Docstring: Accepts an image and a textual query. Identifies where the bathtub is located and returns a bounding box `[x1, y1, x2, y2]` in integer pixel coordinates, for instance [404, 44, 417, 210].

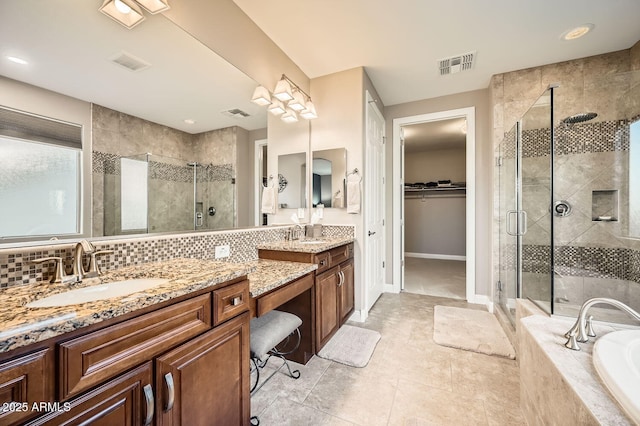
[593, 329, 640, 424]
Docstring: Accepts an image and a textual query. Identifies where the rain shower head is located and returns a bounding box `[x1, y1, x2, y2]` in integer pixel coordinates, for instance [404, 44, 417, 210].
[561, 112, 597, 124]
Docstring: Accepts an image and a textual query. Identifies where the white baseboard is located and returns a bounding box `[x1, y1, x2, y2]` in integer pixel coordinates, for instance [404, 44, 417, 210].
[348, 310, 366, 323]
[383, 283, 399, 293]
[405, 252, 466, 261]
[468, 294, 494, 312]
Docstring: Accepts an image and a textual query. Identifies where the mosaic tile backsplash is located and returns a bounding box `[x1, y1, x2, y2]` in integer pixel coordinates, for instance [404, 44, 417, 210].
[0, 225, 355, 288]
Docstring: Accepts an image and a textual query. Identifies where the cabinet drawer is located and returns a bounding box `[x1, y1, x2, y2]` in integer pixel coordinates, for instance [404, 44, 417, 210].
[314, 252, 331, 274]
[256, 273, 314, 317]
[329, 244, 351, 266]
[59, 293, 211, 400]
[0, 349, 52, 426]
[213, 280, 249, 325]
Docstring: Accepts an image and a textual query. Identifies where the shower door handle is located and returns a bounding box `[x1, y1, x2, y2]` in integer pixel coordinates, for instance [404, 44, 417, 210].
[506, 210, 518, 236]
[518, 211, 528, 236]
[506, 210, 527, 236]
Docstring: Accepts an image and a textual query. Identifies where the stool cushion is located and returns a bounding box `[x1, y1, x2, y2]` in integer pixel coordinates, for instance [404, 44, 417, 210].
[250, 310, 302, 360]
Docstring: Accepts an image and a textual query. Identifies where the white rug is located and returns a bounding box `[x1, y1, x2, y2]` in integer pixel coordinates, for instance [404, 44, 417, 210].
[317, 325, 381, 367]
[433, 306, 516, 359]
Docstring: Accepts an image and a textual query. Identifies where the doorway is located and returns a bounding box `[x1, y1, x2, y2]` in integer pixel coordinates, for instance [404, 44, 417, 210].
[254, 139, 268, 226]
[392, 108, 476, 301]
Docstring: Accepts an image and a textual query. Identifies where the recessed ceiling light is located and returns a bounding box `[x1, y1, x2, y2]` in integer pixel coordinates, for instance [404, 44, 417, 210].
[7, 56, 28, 65]
[184, 119, 196, 124]
[561, 24, 594, 41]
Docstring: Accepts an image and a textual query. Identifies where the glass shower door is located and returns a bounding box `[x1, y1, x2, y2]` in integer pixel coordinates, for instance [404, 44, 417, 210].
[497, 126, 519, 322]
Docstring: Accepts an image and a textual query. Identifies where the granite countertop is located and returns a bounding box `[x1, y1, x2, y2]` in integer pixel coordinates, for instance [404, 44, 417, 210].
[521, 315, 632, 425]
[256, 236, 354, 253]
[0, 258, 254, 354]
[247, 259, 318, 298]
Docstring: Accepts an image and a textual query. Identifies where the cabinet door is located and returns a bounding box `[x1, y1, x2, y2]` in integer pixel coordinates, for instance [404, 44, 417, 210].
[0, 349, 52, 426]
[339, 259, 355, 325]
[28, 362, 153, 426]
[315, 266, 339, 350]
[156, 312, 250, 426]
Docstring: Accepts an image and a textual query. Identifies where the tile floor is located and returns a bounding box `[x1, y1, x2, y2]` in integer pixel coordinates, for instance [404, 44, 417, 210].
[250, 292, 525, 425]
[403, 258, 466, 300]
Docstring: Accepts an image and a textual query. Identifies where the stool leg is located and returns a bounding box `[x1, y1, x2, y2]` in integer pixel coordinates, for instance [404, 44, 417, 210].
[250, 357, 260, 394]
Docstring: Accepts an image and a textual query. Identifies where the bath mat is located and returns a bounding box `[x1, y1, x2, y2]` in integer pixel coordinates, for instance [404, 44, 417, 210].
[317, 325, 381, 367]
[433, 306, 515, 359]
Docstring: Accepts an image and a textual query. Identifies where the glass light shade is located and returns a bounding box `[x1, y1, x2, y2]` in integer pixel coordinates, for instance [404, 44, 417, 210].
[288, 91, 306, 111]
[273, 79, 294, 102]
[268, 99, 286, 115]
[135, 0, 170, 14]
[300, 101, 318, 119]
[251, 86, 272, 106]
[99, 0, 145, 29]
[281, 108, 298, 123]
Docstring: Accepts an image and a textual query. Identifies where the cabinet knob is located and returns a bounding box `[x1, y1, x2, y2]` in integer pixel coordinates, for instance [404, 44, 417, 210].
[143, 384, 154, 426]
[164, 372, 175, 412]
[319, 259, 327, 266]
[232, 296, 242, 306]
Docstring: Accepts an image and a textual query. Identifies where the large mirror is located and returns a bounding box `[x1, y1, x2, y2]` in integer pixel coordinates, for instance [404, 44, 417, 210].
[277, 152, 306, 209]
[312, 148, 347, 208]
[0, 0, 268, 245]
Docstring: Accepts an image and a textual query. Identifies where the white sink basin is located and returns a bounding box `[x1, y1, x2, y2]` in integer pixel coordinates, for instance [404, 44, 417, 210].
[26, 278, 170, 308]
[593, 329, 640, 423]
[298, 240, 325, 244]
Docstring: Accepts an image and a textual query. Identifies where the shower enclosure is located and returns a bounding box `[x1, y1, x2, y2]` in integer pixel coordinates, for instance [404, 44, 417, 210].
[103, 153, 235, 235]
[496, 69, 640, 325]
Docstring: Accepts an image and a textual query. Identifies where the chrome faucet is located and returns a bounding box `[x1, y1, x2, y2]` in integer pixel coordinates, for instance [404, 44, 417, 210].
[564, 297, 640, 350]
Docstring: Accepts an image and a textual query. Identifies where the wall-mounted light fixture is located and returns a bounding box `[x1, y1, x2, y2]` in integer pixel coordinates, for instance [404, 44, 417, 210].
[251, 74, 318, 122]
[99, 0, 169, 29]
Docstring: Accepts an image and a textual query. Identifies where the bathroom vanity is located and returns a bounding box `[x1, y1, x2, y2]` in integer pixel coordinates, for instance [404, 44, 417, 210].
[257, 239, 355, 351]
[0, 259, 253, 426]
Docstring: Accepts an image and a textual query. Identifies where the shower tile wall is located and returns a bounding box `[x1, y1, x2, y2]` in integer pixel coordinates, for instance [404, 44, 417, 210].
[491, 41, 640, 314]
[91, 104, 239, 236]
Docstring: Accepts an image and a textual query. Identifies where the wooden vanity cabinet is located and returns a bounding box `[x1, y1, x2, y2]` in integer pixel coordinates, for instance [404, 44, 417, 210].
[0, 277, 251, 426]
[258, 243, 355, 352]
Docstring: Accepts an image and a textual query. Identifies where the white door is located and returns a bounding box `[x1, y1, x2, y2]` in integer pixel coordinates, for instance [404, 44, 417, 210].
[365, 91, 385, 311]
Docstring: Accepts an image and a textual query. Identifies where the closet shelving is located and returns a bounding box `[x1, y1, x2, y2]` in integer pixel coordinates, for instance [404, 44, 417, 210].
[404, 184, 466, 198]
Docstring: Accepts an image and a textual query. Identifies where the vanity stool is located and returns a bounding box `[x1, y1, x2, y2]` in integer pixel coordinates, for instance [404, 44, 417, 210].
[250, 310, 302, 395]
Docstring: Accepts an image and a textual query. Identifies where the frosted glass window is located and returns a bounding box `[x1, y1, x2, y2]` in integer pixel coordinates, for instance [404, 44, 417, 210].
[0, 136, 80, 238]
[121, 158, 148, 231]
[630, 119, 640, 237]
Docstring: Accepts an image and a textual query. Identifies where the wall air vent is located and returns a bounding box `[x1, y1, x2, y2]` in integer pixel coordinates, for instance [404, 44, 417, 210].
[221, 109, 250, 118]
[438, 51, 476, 75]
[109, 51, 151, 72]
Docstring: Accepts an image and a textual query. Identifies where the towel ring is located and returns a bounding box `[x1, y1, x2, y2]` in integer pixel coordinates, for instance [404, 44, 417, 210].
[347, 168, 359, 177]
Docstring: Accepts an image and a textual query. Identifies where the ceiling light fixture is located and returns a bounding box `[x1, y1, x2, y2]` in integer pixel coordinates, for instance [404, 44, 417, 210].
[251, 74, 318, 122]
[7, 56, 28, 65]
[561, 24, 594, 41]
[100, 0, 145, 29]
[184, 119, 196, 124]
[135, 0, 170, 14]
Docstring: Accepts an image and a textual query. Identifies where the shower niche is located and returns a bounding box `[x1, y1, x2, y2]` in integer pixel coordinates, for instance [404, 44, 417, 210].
[592, 190, 619, 222]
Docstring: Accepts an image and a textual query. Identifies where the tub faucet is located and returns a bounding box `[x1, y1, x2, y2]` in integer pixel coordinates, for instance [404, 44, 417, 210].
[564, 298, 640, 351]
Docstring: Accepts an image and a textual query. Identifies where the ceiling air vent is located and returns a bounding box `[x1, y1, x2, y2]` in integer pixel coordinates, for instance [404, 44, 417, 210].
[109, 51, 151, 72]
[438, 51, 476, 75]
[222, 109, 250, 118]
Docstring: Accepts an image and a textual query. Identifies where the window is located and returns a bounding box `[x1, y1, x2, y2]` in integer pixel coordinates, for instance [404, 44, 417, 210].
[630, 119, 640, 237]
[120, 157, 148, 232]
[0, 106, 82, 239]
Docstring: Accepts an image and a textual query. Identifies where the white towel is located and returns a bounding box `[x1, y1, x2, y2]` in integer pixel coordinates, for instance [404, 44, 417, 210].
[261, 185, 276, 215]
[346, 180, 360, 214]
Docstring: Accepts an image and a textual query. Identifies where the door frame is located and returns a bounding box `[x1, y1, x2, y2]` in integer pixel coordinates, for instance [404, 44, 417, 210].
[392, 107, 477, 302]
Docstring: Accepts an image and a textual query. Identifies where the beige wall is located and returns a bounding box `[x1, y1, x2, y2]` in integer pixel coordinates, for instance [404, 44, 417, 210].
[404, 148, 466, 183]
[384, 89, 492, 297]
